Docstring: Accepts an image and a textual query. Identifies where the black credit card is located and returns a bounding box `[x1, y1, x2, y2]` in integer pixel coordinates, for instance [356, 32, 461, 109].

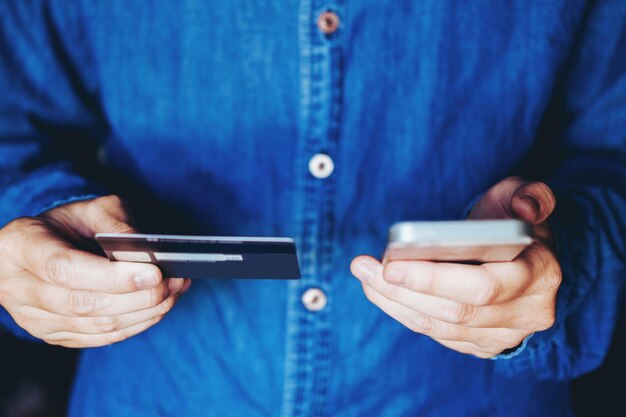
[95, 233, 301, 279]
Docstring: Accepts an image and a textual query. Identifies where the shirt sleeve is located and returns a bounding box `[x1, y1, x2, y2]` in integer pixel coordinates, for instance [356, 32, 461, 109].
[0, 2, 106, 337]
[493, 0, 626, 380]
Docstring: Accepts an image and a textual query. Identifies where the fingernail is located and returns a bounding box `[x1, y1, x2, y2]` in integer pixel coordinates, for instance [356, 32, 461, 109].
[181, 279, 192, 294]
[134, 270, 160, 289]
[354, 261, 374, 282]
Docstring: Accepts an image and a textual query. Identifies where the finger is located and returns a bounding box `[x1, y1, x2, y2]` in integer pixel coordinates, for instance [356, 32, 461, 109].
[43, 195, 139, 239]
[167, 277, 186, 294]
[371, 277, 546, 330]
[515, 241, 562, 298]
[83, 195, 138, 235]
[359, 280, 480, 346]
[17, 234, 162, 293]
[510, 181, 556, 225]
[352, 256, 531, 305]
[181, 278, 192, 293]
[15, 270, 171, 316]
[432, 338, 497, 359]
[360, 281, 525, 351]
[356, 254, 548, 330]
[354, 258, 509, 326]
[44, 314, 167, 348]
[353, 256, 550, 329]
[468, 176, 529, 220]
[3, 204, 158, 294]
[468, 177, 556, 225]
[32, 291, 182, 336]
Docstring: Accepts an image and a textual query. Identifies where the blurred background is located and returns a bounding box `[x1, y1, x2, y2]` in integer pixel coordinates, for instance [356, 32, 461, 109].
[1, 309, 624, 417]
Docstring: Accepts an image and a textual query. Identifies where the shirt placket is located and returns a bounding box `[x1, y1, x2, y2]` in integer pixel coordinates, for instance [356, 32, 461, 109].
[281, 1, 344, 416]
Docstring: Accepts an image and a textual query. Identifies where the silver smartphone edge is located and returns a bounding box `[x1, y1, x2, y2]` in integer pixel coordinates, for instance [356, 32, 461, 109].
[388, 219, 532, 246]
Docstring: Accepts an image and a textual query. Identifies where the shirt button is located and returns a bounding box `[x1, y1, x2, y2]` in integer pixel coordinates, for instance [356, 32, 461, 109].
[317, 11, 340, 34]
[302, 288, 328, 312]
[308, 153, 334, 179]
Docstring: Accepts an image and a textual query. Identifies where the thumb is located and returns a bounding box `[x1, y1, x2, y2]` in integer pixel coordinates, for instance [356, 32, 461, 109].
[43, 195, 139, 239]
[82, 195, 139, 236]
[469, 177, 556, 225]
[80, 196, 188, 293]
[510, 181, 556, 225]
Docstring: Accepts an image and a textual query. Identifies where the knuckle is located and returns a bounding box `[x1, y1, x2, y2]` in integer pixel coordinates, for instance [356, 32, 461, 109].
[145, 285, 166, 308]
[45, 251, 73, 286]
[89, 196, 134, 234]
[68, 290, 98, 315]
[544, 270, 562, 293]
[145, 290, 158, 308]
[443, 299, 474, 324]
[537, 309, 556, 331]
[109, 320, 153, 345]
[474, 277, 500, 306]
[0, 217, 38, 258]
[87, 198, 109, 218]
[421, 263, 438, 293]
[382, 263, 404, 284]
[101, 271, 121, 293]
[0, 225, 16, 258]
[4, 216, 39, 234]
[92, 315, 118, 333]
[159, 283, 170, 302]
[109, 222, 135, 235]
[523, 251, 562, 297]
[518, 300, 556, 331]
[381, 283, 400, 300]
[94, 194, 124, 210]
[157, 296, 175, 315]
[471, 336, 493, 352]
[12, 313, 34, 334]
[410, 313, 432, 335]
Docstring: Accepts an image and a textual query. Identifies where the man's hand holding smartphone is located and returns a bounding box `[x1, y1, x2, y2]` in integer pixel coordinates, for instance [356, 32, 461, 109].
[350, 177, 561, 358]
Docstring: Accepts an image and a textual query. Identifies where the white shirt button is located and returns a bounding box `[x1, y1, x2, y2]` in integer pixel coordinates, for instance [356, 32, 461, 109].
[308, 153, 334, 179]
[301, 288, 327, 312]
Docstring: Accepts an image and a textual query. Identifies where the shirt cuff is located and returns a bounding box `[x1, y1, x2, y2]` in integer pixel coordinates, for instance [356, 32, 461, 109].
[491, 333, 534, 360]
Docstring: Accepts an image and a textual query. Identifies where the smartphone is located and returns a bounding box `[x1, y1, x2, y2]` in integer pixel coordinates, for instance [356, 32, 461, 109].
[384, 220, 532, 263]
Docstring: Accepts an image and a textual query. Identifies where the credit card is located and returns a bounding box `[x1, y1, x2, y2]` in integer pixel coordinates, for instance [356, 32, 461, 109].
[95, 233, 301, 279]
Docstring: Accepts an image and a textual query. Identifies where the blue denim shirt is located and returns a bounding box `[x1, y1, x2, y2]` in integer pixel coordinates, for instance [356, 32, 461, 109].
[1, 1, 625, 416]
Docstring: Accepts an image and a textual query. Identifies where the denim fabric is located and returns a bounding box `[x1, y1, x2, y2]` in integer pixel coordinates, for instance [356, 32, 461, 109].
[1, 1, 625, 416]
